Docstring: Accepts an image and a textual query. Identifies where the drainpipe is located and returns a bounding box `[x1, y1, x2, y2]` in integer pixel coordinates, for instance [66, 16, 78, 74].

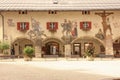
[0, 12, 4, 42]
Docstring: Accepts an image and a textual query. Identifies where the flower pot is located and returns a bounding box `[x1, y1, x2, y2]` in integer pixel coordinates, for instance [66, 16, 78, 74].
[23, 46, 34, 61]
[86, 56, 94, 61]
[24, 57, 32, 61]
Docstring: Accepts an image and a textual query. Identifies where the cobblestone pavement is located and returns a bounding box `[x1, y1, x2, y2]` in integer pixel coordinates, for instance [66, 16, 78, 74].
[0, 58, 120, 80]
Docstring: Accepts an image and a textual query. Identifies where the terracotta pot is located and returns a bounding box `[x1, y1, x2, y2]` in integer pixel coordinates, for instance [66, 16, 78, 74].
[86, 56, 94, 61]
[24, 57, 32, 61]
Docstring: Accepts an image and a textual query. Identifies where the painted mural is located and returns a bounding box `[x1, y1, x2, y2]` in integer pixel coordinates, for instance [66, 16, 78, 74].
[113, 22, 120, 28]
[95, 29, 104, 40]
[27, 18, 47, 46]
[7, 19, 15, 26]
[93, 23, 99, 28]
[95, 11, 113, 38]
[112, 16, 120, 28]
[71, 21, 78, 37]
[61, 19, 78, 44]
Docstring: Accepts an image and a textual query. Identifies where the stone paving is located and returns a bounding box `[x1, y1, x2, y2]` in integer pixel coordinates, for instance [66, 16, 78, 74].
[0, 58, 120, 80]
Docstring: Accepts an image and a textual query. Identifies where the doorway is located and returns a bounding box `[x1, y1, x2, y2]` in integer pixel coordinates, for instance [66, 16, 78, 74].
[73, 43, 81, 57]
[72, 37, 105, 57]
[84, 42, 93, 51]
[12, 38, 34, 56]
[45, 42, 59, 55]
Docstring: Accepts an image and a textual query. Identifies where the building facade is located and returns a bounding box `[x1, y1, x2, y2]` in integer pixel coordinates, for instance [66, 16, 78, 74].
[0, 0, 120, 57]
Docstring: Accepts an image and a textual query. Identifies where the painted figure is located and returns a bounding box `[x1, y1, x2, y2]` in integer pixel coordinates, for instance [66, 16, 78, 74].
[61, 19, 72, 36]
[31, 18, 42, 35]
[71, 22, 78, 37]
[95, 11, 113, 37]
[27, 18, 47, 46]
[106, 18, 112, 35]
[95, 29, 104, 40]
[61, 19, 78, 44]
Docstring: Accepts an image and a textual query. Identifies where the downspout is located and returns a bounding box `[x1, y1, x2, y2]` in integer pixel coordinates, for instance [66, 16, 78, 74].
[0, 12, 4, 42]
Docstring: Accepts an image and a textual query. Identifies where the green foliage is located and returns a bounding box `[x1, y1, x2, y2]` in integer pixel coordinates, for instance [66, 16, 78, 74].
[85, 49, 92, 57]
[4, 51, 9, 55]
[85, 45, 95, 57]
[0, 42, 9, 50]
[23, 46, 34, 58]
[0, 42, 9, 54]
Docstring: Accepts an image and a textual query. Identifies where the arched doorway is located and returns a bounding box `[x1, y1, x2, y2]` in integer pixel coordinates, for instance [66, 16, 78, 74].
[42, 37, 64, 57]
[12, 38, 34, 56]
[71, 36, 105, 57]
[45, 41, 59, 55]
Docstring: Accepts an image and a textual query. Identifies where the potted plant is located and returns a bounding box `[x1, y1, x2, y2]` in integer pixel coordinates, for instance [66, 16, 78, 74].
[23, 46, 34, 61]
[85, 45, 95, 61]
[0, 42, 10, 55]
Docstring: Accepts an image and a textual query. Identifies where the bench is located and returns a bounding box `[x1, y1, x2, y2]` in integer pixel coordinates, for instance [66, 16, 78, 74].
[0, 55, 16, 60]
[99, 54, 114, 60]
[105, 55, 114, 59]
[71, 55, 79, 60]
[114, 54, 120, 58]
[0, 55, 23, 60]
[99, 54, 106, 58]
[43, 55, 58, 61]
[66, 55, 80, 60]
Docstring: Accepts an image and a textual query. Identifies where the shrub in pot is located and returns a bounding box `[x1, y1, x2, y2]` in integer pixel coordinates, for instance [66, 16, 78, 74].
[23, 46, 34, 61]
[0, 42, 9, 55]
[85, 45, 95, 61]
[85, 50, 94, 61]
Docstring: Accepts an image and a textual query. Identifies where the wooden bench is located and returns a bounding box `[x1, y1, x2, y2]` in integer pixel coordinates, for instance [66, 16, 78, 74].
[105, 55, 114, 59]
[0, 55, 16, 60]
[43, 55, 58, 61]
[66, 55, 80, 60]
[114, 54, 120, 58]
[0, 55, 23, 60]
[99, 54, 114, 60]
[99, 54, 106, 58]
[71, 55, 79, 60]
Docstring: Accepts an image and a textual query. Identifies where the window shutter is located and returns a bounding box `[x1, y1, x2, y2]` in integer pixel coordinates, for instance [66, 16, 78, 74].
[88, 22, 91, 29]
[55, 22, 58, 30]
[80, 22, 83, 29]
[47, 22, 50, 29]
[26, 22, 29, 30]
[17, 22, 20, 30]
